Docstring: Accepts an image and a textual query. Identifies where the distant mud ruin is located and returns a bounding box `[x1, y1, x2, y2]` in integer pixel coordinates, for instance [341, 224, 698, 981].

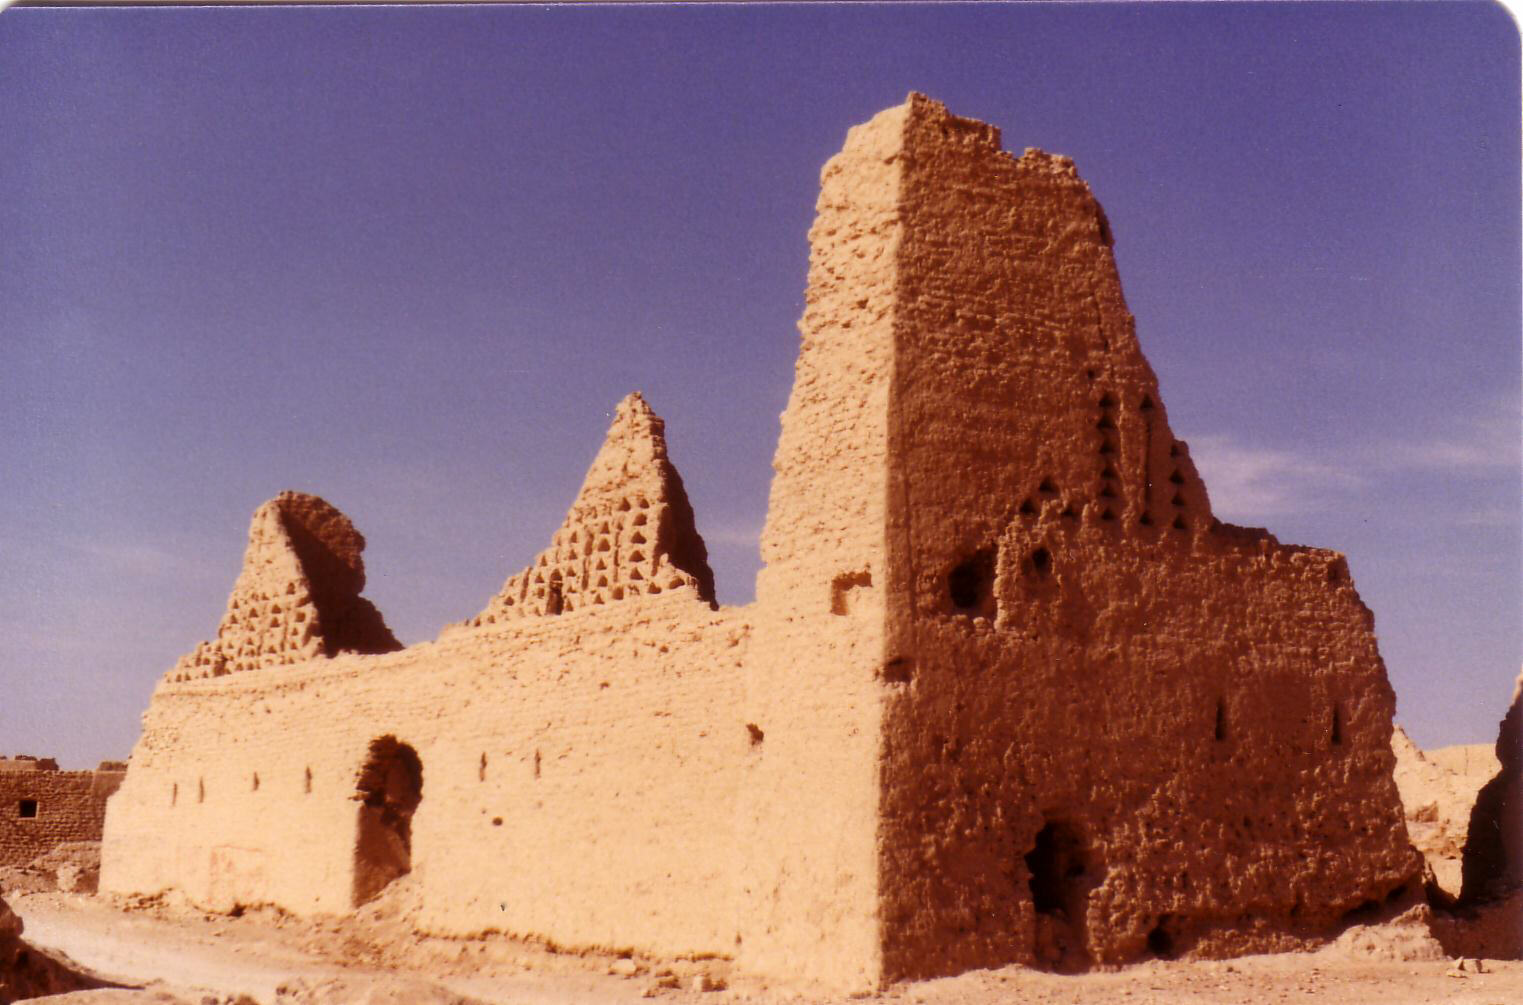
[102, 95, 1425, 991]
[1, 756, 123, 872]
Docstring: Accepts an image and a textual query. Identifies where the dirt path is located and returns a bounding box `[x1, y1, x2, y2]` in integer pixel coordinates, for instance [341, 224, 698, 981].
[12, 890, 1523, 1005]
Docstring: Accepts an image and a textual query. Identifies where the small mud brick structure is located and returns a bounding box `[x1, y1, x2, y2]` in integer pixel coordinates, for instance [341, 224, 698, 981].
[1, 757, 125, 869]
[101, 95, 1421, 990]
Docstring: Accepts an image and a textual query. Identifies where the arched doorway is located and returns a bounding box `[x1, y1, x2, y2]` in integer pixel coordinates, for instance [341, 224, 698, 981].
[351, 735, 423, 907]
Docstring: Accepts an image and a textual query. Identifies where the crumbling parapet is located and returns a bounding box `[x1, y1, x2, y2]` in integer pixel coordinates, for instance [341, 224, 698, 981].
[168, 491, 401, 682]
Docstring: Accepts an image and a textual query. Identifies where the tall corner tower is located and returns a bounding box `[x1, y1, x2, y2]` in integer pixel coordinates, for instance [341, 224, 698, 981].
[742, 94, 1417, 989]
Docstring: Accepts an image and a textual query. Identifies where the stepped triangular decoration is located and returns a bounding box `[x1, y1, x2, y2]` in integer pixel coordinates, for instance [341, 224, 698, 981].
[471, 392, 715, 625]
[169, 491, 401, 681]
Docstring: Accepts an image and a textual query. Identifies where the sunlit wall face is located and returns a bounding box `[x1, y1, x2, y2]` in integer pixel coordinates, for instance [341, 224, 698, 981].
[1, 2, 1517, 766]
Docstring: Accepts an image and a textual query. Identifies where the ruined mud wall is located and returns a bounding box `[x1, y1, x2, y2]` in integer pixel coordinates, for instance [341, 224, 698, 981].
[733, 101, 909, 990]
[104, 592, 748, 955]
[853, 95, 1416, 979]
[104, 399, 750, 961]
[0, 760, 123, 869]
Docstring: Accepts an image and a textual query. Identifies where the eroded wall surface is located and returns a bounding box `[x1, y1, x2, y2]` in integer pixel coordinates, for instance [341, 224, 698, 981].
[103, 94, 1425, 994]
[104, 396, 750, 960]
[846, 95, 1417, 980]
[734, 102, 908, 989]
[1, 760, 124, 869]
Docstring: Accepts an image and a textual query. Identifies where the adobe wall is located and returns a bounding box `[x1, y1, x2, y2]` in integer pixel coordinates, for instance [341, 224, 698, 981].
[104, 396, 751, 960]
[0, 759, 124, 869]
[863, 96, 1418, 979]
[101, 94, 1428, 995]
[104, 592, 748, 955]
[733, 100, 906, 989]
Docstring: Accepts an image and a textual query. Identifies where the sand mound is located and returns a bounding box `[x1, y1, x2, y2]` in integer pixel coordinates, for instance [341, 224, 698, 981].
[274, 975, 491, 1005]
[1319, 903, 1447, 963]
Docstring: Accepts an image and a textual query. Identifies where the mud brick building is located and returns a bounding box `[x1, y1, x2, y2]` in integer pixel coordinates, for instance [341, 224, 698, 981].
[102, 96, 1420, 990]
[1, 757, 125, 869]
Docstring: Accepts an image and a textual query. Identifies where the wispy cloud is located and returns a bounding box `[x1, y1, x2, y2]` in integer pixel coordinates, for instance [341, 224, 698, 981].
[702, 522, 765, 548]
[54, 535, 231, 584]
[1384, 396, 1520, 474]
[1187, 395, 1519, 524]
[1186, 436, 1362, 520]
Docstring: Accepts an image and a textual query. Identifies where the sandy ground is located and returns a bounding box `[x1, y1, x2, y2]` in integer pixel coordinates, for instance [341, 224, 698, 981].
[7, 885, 1520, 1005]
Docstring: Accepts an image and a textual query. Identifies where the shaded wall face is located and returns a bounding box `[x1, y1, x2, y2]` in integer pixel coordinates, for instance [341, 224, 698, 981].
[0, 770, 122, 868]
[103, 592, 749, 961]
[873, 100, 1418, 979]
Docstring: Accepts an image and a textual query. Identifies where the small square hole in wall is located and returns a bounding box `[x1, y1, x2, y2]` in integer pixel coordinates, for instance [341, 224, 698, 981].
[18, 799, 38, 818]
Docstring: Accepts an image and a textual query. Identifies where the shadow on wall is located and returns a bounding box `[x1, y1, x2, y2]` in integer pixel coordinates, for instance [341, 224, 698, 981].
[351, 736, 423, 908]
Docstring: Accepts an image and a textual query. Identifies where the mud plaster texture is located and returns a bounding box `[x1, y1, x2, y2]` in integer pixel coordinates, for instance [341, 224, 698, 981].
[0, 758, 124, 871]
[102, 95, 1421, 993]
[1390, 728, 1497, 900]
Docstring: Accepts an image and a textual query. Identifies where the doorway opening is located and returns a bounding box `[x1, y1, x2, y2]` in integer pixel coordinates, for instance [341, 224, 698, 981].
[351, 735, 423, 906]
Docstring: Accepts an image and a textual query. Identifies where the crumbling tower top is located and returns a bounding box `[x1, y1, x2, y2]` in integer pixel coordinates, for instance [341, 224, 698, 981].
[470, 391, 714, 625]
[168, 491, 401, 681]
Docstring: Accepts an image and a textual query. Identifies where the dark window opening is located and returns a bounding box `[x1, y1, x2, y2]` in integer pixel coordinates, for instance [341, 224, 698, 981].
[1096, 416, 1116, 430]
[1331, 705, 1344, 747]
[1214, 699, 1228, 742]
[1169, 470, 1185, 485]
[18, 799, 37, 819]
[1099, 485, 1117, 498]
[1018, 498, 1036, 515]
[1140, 395, 1155, 412]
[1100, 465, 1118, 480]
[1028, 547, 1052, 578]
[1098, 393, 1117, 408]
[1100, 508, 1116, 522]
[545, 574, 563, 616]
[947, 549, 996, 614]
[1060, 505, 1077, 521]
[1038, 478, 1058, 494]
[1172, 516, 1188, 531]
[1139, 513, 1154, 526]
[1098, 441, 1116, 455]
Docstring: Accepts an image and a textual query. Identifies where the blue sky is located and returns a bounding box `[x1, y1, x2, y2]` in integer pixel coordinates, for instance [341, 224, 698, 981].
[1, 2, 1517, 767]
